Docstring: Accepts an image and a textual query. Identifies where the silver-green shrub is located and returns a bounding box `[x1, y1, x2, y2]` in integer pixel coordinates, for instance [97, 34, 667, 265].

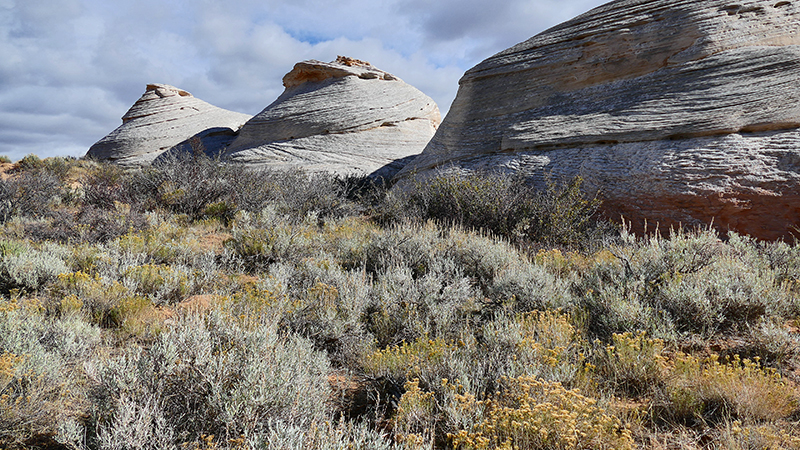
[0, 241, 69, 294]
[0, 298, 100, 447]
[89, 310, 331, 449]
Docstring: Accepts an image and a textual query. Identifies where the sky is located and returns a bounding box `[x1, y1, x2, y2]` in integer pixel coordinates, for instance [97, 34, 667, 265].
[0, 0, 609, 161]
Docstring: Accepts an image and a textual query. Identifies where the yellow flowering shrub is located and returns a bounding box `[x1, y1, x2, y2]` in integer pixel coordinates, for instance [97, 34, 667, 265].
[363, 336, 456, 378]
[394, 379, 437, 449]
[534, 249, 619, 278]
[116, 220, 191, 263]
[213, 281, 287, 328]
[594, 332, 667, 397]
[667, 353, 798, 424]
[0, 351, 25, 391]
[449, 376, 633, 450]
[515, 311, 578, 367]
[717, 420, 800, 449]
[122, 263, 190, 301]
[56, 271, 155, 329]
[482, 310, 589, 388]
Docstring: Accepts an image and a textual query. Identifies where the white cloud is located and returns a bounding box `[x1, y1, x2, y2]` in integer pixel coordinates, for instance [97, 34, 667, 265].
[0, 0, 608, 161]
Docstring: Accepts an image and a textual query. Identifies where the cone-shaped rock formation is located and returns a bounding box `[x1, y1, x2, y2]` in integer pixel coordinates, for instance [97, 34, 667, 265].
[222, 56, 440, 177]
[87, 84, 251, 167]
[397, 0, 800, 240]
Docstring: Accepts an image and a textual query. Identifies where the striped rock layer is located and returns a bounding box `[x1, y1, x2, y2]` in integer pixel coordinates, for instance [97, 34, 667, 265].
[222, 57, 441, 178]
[87, 84, 251, 167]
[397, 0, 800, 240]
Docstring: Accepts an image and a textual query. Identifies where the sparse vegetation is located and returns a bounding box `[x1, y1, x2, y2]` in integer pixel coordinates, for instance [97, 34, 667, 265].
[1, 153, 800, 449]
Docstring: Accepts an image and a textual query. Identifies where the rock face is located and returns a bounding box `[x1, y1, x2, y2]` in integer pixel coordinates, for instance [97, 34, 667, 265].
[222, 56, 441, 178]
[87, 84, 252, 167]
[397, 0, 800, 240]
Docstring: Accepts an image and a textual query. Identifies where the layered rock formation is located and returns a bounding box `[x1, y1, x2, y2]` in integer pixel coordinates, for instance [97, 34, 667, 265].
[87, 84, 251, 167]
[397, 0, 800, 240]
[222, 56, 441, 177]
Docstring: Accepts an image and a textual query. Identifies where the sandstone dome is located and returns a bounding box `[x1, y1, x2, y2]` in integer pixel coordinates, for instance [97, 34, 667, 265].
[396, 0, 800, 240]
[221, 56, 441, 178]
[87, 84, 252, 167]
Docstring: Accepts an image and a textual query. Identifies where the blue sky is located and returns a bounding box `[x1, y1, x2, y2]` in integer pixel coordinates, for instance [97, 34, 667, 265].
[0, 0, 608, 161]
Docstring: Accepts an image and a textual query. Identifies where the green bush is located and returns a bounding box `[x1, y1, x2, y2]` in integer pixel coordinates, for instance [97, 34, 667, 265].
[384, 171, 612, 249]
[15, 154, 44, 172]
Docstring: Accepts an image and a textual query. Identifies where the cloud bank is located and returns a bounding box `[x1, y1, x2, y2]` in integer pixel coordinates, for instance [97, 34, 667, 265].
[0, 0, 607, 161]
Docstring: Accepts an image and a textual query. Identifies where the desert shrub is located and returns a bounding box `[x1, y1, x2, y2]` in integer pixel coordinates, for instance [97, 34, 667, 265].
[260, 169, 362, 222]
[21, 203, 150, 244]
[125, 153, 361, 224]
[55, 271, 136, 327]
[648, 254, 792, 336]
[39, 156, 77, 181]
[359, 223, 575, 349]
[83, 163, 135, 209]
[592, 332, 667, 398]
[0, 297, 99, 448]
[251, 419, 399, 450]
[52, 270, 167, 333]
[0, 241, 69, 295]
[479, 311, 588, 388]
[716, 421, 800, 449]
[487, 262, 574, 313]
[121, 263, 194, 305]
[385, 171, 611, 249]
[363, 311, 591, 445]
[19, 155, 85, 183]
[401, 171, 525, 236]
[659, 353, 799, 427]
[277, 262, 374, 366]
[363, 336, 463, 389]
[133, 152, 241, 218]
[15, 154, 44, 172]
[392, 379, 439, 448]
[575, 227, 799, 341]
[740, 318, 800, 367]
[364, 263, 479, 348]
[76, 204, 150, 243]
[339, 174, 391, 211]
[106, 215, 223, 269]
[224, 212, 317, 272]
[0, 155, 11, 164]
[447, 376, 634, 450]
[0, 171, 63, 222]
[88, 311, 331, 449]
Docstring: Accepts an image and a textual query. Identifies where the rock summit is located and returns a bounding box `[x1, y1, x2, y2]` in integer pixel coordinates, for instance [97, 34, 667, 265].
[87, 84, 251, 167]
[221, 56, 441, 177]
